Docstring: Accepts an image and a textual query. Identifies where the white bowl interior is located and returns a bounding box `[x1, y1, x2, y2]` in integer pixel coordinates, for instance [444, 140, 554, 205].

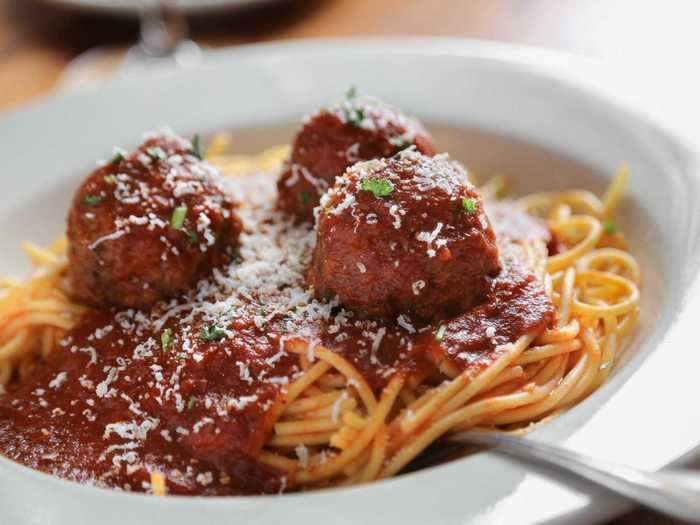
[1, 40, 699, 525]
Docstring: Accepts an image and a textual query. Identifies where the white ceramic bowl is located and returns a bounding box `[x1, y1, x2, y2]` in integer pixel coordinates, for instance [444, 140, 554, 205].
[1, 39, 699, 525]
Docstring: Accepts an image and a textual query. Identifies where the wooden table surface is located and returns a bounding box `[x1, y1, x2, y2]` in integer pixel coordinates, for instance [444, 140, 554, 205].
[0, 0, 697, 523]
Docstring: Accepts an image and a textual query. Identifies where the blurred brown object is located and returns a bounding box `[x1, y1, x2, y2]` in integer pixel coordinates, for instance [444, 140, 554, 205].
[0, 0, 698, 523]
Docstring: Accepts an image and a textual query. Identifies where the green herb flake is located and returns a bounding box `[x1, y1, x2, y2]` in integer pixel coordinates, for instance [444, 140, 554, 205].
[346, 85, 357, 99]
[161, 328, 172, 351]
[435, 325, 447, 342]
[187, 397, 196, 411]
[278, 313, 293, 333]
[603, 221, 617, 235]
[147, 146, 166, 160]
[191, 134, 205, 160]
[103, 174, 118, 185]
[299, 191, 311, 206]
[170, 205, 188, 230]
[82, 195, 103, 206]
[200, 324, 226, 342]
[361, 177, 394, 199]
[185, 229, 198, 243]
[461, 197, 478, 214]
[345, 106, 365, 128]
[230, 249, 243, 265]
[111, 151, 125, 164]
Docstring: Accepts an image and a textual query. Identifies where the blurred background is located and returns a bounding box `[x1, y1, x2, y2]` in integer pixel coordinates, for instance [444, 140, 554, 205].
[1, 0, 699, 112]
[0, 1, 696, 523]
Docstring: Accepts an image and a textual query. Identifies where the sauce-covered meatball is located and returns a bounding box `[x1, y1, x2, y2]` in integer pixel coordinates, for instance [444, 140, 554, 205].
[277, 93, 437, 221]
[307, 149, 501, 321]
[67, 131, 242, 310]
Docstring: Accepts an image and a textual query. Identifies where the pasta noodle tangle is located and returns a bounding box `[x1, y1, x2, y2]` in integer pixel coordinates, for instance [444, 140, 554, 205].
[0, 147, 639, 491]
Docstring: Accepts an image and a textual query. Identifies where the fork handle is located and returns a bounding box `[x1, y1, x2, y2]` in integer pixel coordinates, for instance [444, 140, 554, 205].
[450, 431, 700, 522]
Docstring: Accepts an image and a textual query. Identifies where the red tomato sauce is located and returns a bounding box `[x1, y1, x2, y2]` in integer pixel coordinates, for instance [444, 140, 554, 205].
[0, 190, 555, 495]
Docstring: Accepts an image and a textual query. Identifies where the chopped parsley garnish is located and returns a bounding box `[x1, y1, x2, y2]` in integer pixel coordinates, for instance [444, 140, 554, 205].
[161, 328, 172, 351]
[187, 397, 196, 411]
[344, 106, 365, 128]
[147, 146, 166, 160]
[82, 195, 103, 206]
[341, 85, 365, 127]
[111, 151, 124, 164]
[278, 315, 293, 332]
[170, 205, 187, 230]
[299, 191, 311, 206]
[103, 174, 118, 185]
[603, 220, 617, 234]
[200, 324, 226, 342]
[435, 324, 447, 342]
[185, 229, 198, 243]
[361, 177, 394, 198]
[461, 197, 477, 214]
[191, 134, 205, 160]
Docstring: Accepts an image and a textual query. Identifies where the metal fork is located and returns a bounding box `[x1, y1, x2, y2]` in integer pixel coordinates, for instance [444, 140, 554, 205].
[450, 431, 700, 522]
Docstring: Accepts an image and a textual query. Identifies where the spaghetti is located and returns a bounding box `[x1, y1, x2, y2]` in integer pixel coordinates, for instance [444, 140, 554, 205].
[0, 141, 640, 495]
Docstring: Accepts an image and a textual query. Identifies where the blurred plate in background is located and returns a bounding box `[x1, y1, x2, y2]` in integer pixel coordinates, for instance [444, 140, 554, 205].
[42, 0, 284, 15]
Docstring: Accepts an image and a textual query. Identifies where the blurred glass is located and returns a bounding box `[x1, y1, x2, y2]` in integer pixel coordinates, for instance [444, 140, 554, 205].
[123, 0, 202, 70]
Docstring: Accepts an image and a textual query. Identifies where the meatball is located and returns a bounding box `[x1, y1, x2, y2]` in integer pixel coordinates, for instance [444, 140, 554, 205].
[307, 149, 501, 321]
[277, 93, 437, 221]
[67, 131, 242, 309]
